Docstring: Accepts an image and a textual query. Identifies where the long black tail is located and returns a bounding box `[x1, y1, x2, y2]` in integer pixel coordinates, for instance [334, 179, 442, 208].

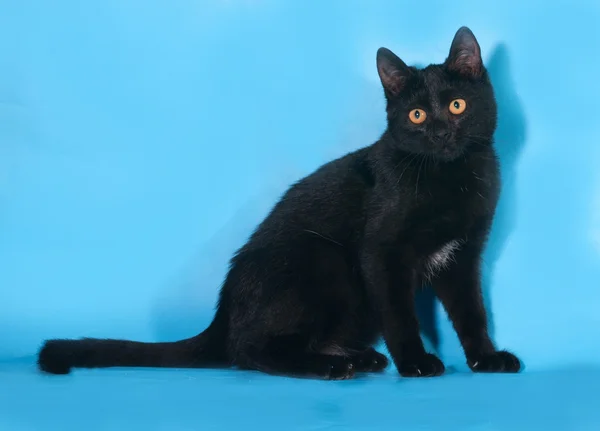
[37, 317, 228, 375]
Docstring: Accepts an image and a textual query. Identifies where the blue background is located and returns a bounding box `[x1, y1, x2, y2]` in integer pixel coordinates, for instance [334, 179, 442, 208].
[1, 1, 600, 429]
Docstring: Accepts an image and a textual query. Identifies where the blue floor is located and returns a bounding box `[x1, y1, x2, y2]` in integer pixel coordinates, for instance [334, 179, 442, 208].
[2, 361, 599, 431]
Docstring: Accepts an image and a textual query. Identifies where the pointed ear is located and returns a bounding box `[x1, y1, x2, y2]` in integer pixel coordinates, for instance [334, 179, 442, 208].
[377, 47, 411, 96]
[446, 26, 483, 78]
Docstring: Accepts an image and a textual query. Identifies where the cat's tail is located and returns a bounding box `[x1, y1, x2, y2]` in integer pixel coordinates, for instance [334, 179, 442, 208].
[37, 312, 229, 375]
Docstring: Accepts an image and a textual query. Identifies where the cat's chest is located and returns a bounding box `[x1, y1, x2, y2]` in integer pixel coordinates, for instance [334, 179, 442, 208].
[411, 163, 496, 220]
[410, 177, 489, 222]
[400, 166, 496, 255]
[423, 239, 463, 280]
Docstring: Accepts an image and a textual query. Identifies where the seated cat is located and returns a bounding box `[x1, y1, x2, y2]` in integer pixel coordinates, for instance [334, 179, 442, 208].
[38, 26, 521, 379]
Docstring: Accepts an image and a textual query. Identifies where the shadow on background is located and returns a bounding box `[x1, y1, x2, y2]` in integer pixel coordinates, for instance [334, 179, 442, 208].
[481, 44, 527, 338]
[416, 43, 528, 353]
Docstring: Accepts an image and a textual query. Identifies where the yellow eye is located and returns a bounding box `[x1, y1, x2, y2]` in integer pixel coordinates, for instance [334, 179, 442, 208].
[449, 99, 466, 115]
[408, 109, 427, 124]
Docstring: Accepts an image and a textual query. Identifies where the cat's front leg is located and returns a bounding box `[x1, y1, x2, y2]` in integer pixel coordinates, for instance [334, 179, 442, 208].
[361, 245, 445, 377]
[431, 240, 521, 373]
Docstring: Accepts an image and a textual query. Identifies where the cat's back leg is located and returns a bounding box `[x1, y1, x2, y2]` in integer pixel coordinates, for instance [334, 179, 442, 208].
[235, 333, 357, 380]
[234, 338, 388, 379]
[224, 236, 377, 379]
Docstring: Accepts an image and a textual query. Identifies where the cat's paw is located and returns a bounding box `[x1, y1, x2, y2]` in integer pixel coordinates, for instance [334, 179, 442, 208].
[398, 353, 445, 377]
[354, 348, 389, 372]
[319, 356, 356, 380]
[468, 350, 521, 373]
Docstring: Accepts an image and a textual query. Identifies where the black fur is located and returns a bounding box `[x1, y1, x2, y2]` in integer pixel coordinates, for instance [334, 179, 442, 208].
[38, 27, 521, 379]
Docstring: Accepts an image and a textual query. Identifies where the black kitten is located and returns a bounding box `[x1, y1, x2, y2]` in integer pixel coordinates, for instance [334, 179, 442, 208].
[38, 27, 521, 379]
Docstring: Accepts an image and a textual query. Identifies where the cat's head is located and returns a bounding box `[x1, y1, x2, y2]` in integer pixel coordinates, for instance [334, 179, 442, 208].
[376, 27, 497, 161]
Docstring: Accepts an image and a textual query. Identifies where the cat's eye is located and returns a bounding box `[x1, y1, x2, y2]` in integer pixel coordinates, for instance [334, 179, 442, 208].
[408, 109, 427, 124]
[449, 99, 466, 115]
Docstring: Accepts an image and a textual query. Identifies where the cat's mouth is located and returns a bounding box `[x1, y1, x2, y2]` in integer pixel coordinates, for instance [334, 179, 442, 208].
[437, 145, 464, 161]
[426, 135, 463, 161]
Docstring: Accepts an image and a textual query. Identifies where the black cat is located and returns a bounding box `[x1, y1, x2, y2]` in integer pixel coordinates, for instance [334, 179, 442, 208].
[38, 27, 521, 379]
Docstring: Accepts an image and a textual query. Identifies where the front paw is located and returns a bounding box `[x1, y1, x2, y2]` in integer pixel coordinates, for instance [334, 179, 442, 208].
[398, 353, 445, 377]
[468, 350, 521, 373]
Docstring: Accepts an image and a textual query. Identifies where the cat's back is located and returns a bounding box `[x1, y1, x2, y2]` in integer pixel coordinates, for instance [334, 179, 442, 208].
[245, 146, 376, 250]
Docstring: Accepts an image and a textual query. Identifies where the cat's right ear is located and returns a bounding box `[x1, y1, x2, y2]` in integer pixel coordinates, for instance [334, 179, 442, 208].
[445, 27, 483, 78]
[376, 48, 411, 97]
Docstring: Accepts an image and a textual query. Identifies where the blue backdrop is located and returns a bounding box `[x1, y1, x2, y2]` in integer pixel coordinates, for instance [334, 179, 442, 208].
[1, 0, 599, 373]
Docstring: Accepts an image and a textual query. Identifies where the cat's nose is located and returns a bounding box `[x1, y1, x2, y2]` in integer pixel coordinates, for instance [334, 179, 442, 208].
[435, 130, 452, 141]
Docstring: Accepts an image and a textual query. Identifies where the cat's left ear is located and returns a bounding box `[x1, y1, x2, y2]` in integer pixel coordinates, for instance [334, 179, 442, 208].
[445, 26, 483, 78]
